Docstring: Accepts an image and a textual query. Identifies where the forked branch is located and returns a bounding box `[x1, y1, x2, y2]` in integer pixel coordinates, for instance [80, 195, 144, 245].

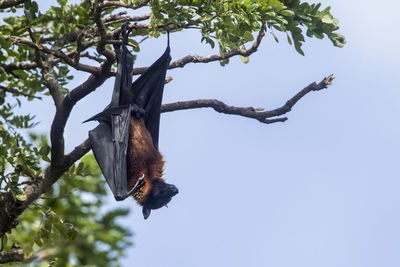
[133, 26, 266, 75]
[162, 75, 335, 123]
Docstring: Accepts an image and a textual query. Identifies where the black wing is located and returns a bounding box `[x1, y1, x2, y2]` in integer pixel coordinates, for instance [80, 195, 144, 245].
[88, 107, 133, 201]
[85, 25, 135, 201]
[130, 45, 171, 149]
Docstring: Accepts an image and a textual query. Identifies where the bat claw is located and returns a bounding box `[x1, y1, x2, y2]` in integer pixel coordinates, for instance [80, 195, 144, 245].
[130, 174, 145, 194]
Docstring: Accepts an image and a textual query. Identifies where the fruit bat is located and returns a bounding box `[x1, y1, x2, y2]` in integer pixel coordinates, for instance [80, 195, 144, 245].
[84, 24, 178, 219]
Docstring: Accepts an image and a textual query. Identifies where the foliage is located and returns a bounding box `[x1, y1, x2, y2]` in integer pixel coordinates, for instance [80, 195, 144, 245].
[1, 151, 132, 267]
[0, 0, 344, 265]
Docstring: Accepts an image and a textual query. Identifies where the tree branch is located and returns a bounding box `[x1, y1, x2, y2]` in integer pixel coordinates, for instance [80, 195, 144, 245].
[64, 139, 92, 167]
[49, 61, 113, 166]
[132, 27, 266, 75]
[0, 85, 41, 99]
[1, 62, 37, 73]
[93, 1, 115, 63]
[0, 0, 23, 9]
[2, 36, 100, 75]
[161, 75, 335, 123]
[104, 14, 151, 27]
[0, 248, 24, 264]
[99, 0, 151, 10]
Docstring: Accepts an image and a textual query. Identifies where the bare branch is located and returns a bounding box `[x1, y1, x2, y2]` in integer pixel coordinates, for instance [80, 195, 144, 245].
[64, 139, 92, 167]
[93, 1, 115, 62]
[104, 14, 151, 27]
[79, 51, 102, 63]
[0, 248, 24, 264]
[100, 0, 150, 10]
[161, 99, 286, 123]
[161, 75, 335, 124]
[2, 36, 100, 74]
[0, 85, 42, 99]
[0, 0, 23, 9]
[42, 69, 64, 109]
[50, 62, 113, 165]
[1, 62, 37, 73]
[133, 27, 266, 75]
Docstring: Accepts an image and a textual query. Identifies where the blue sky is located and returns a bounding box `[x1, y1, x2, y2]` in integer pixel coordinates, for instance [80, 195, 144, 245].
[15, 0, 400, 266]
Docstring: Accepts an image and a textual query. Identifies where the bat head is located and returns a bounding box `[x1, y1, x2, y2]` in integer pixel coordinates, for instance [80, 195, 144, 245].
[141, 179, 178, 219]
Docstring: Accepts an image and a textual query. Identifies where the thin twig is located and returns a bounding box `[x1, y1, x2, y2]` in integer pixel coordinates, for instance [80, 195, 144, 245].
[133, 26, 266, 75]
[99, 0, 151, 10]
[0, 85, 42, 99]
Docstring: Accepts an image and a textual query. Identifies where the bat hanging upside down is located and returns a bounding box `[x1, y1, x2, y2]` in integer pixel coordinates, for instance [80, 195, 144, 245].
[84, 23, 178, 219]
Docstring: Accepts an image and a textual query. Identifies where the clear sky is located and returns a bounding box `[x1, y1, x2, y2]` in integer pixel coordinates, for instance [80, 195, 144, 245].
[18, 0, 400, 266]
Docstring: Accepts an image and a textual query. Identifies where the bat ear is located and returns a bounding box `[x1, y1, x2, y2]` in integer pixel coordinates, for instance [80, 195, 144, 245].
[142, 206, 151, 220]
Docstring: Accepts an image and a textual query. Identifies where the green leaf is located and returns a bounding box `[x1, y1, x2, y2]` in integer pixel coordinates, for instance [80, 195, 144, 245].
[219, 58, 229, 66]
[271, 32, 279, 43]
[329, 32, 346, 48]
[240, 55, 249, 63]
[15, 189, 27, 201]
[294, 43, 305, 56]
[0, 90, 5, 105]
[243, 31, 254, 42]
[208, 38, 215, 49]
[39, 144, 50, 156]
[24, 9, 35, 22]
[129, 39, 140, 52]
[40, 217, 52, 240]
[2, 234, 8, 248]
[42, 155, 51, 162]
[76, 162, 84, 175]
[64, 223, 79, 240]
[57, 0, 67, 7]
[34, 226, 44, 247]
[321, 14, 334, 24]
[286, 33, 293, 45]
[280, 10, 295, 17]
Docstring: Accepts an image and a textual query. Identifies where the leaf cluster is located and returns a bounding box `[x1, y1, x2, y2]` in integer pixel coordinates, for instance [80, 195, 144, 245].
[0, 103, 42, 202]
[146, 0, 345, 56]
[2, 154, 132, 267]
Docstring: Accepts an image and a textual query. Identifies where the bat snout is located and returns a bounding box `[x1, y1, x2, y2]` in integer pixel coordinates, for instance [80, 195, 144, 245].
[168, 184, 179, 196]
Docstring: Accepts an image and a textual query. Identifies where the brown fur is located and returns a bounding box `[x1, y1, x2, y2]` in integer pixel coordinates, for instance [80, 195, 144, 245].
[127, 117, 165, 204]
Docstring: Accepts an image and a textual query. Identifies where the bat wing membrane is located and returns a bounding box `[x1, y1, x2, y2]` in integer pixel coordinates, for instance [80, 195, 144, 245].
[131, 46, 171, 149]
